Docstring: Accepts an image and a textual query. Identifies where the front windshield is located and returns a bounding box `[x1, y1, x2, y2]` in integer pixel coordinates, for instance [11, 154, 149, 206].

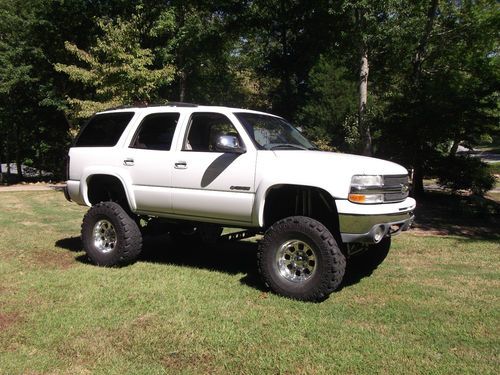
[235, 112, 316, 150]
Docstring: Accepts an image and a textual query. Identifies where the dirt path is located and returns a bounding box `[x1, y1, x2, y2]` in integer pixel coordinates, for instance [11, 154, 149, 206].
[0, 183, 66, 192]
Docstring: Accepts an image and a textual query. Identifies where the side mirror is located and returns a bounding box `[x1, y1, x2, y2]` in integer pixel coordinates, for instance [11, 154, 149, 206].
[215, 135, 246, 154]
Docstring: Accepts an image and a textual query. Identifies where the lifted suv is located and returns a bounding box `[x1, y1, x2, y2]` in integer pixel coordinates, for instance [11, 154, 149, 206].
[65, 103, 415, 301]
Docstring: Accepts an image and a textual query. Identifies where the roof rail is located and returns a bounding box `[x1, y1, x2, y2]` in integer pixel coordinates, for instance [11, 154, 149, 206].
[103, 101, 199, 112]
[163, 102, 199, 107]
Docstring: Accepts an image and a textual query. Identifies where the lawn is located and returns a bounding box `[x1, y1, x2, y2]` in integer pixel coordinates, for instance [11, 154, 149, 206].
[0, 191, 498, 374]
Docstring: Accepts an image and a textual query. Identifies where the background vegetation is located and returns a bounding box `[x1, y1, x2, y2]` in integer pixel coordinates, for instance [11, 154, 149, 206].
[0, 0, 498, 194]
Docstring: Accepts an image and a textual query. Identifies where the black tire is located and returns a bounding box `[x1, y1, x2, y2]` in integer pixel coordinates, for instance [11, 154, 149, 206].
[257, 216, 346, 302]
[81, 201, 142, 266]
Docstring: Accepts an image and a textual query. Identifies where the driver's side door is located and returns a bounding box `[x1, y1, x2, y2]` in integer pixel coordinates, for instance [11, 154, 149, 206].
[170, 112, 256, 224]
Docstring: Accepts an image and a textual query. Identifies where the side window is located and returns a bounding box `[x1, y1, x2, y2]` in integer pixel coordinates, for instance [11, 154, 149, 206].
[183, 113, 241, 152]
[130, 113, 179, 151]
[75, 112, 134, 147]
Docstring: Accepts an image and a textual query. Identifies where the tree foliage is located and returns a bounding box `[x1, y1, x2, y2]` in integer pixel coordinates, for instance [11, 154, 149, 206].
[0, 0, 498, 193]
[55, 16, 175, 119]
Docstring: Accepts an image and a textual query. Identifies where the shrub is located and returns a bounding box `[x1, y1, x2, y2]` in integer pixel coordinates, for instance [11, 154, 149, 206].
[437, 155, 496, 195]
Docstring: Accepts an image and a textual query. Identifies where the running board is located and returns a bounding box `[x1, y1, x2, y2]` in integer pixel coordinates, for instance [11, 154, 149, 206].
[220, 230, 258, 242]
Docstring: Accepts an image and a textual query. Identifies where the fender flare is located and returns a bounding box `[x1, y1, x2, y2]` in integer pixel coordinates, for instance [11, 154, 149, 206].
[80, 167, 137, 211]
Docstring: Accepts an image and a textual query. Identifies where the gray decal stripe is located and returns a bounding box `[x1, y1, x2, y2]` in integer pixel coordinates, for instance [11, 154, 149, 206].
[200, 153, 240, 187]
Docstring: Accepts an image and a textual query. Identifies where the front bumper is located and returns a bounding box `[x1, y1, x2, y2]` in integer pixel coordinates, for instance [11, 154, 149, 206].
[339, 211, 414, 243]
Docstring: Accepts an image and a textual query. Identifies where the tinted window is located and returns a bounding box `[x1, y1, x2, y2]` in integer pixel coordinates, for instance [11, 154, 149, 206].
[183, 113, 241, 152]
[75, 112, 134, 147]
[130, 113, 179, 151]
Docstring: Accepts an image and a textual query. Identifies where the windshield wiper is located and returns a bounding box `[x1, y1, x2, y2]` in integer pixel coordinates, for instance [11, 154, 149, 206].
[268, 143, 308, 150]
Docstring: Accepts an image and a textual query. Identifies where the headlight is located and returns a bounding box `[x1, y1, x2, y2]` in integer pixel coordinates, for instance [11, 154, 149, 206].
[349, 175, 384, 204]
[350, 175, 383, 187]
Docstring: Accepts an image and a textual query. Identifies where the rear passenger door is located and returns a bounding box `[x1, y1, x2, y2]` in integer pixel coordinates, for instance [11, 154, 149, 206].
[123, 112, 180, 214]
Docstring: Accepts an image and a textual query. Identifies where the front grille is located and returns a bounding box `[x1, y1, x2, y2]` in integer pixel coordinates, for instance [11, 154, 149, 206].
[383, 175, 409, 202]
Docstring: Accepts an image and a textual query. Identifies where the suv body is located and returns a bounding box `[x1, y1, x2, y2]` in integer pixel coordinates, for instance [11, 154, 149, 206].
[65, 104, 415, 301]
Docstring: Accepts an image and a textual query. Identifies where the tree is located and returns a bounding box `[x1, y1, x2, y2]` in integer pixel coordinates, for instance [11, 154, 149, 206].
[296, 56, 358, 151]
[325, 0, 403, 156]
[377, 0, 499, 196]
[0, 0, 113, 179]
[55, 15, 175, 120]
[239, 0, 342, 117]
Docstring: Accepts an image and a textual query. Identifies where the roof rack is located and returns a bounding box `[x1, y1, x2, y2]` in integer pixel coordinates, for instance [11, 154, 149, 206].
[163, 102, 199, 107]
[103, 101, 199, 111]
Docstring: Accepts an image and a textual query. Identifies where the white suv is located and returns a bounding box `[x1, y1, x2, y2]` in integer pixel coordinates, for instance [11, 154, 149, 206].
[65, 103, 415, 301]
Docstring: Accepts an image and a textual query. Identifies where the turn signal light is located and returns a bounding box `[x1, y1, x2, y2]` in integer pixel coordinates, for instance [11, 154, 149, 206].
[348, 194, 366, 203]
[348, 193, 384, 204]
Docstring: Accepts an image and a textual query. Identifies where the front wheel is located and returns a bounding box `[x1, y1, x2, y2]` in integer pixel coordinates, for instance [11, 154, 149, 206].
[81, 201, 142, 266]
[257, 216, 346, 302]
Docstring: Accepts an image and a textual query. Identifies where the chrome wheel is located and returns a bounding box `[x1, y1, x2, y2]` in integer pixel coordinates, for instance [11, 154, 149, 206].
[276, 239, 317, 283]
[93, 219, 117, 254]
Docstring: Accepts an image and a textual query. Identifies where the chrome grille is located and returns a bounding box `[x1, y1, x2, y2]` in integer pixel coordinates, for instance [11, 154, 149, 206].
[383, 175, 409, 202]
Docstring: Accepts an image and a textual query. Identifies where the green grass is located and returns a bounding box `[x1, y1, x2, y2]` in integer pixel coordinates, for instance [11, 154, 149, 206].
[1, 191, 499, 374]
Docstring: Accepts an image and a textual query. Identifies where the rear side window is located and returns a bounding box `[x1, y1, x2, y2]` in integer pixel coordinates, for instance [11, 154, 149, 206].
[130, 113, 179, 151]
[75, 112, 134, 147]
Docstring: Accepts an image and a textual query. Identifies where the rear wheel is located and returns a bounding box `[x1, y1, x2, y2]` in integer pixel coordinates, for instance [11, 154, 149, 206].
[257, 216, 346, 302]
[81, 201, 142, 266]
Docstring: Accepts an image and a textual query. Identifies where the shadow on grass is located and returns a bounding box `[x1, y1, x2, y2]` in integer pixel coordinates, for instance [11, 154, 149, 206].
[55, 237, 82, 252]
[413, 191, 500, 240]
[140, 235, 267, 291]
[54, 234, 387, 294]
[340, 240, 391, 289]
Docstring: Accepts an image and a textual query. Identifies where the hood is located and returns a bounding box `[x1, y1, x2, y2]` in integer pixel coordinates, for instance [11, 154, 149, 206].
[256, 150, 409, 199]
[270, 150, 408, 175]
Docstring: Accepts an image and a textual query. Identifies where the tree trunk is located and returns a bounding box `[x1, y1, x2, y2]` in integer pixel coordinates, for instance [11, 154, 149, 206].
[0, 137, 3, 184]
[355, 7, 372, 157]
[449, 138, 461, 157]
[449, 116, 463, 157]
[413, 161, 425, 197]
[411, 0, 439, 195]
[412, 0, 438, 85]
[15, 123, 23, 179]
[359, 46, 372, 156]
[6, 131, 11, 177]
[179, 70, 187, 102]
[279, 1, 292, 117]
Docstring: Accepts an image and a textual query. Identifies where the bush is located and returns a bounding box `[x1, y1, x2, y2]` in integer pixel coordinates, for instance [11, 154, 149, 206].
[437, 155, 496, 195]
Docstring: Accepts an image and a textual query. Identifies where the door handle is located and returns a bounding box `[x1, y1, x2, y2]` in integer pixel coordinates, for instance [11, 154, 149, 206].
[174, 161, 187, 169]
[123, 158, 134, 166]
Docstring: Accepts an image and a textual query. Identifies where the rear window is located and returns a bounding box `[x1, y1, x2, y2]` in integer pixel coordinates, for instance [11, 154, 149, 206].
[75, 112, 134, 147]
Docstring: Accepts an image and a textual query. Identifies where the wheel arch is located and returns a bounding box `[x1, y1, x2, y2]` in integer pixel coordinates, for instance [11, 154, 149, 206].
[258, 184, 342, 245]
[84, 173, 136, 212]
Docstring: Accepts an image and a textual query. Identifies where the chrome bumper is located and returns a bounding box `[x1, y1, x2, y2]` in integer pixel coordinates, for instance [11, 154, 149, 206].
[339, 211, 414, 243]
